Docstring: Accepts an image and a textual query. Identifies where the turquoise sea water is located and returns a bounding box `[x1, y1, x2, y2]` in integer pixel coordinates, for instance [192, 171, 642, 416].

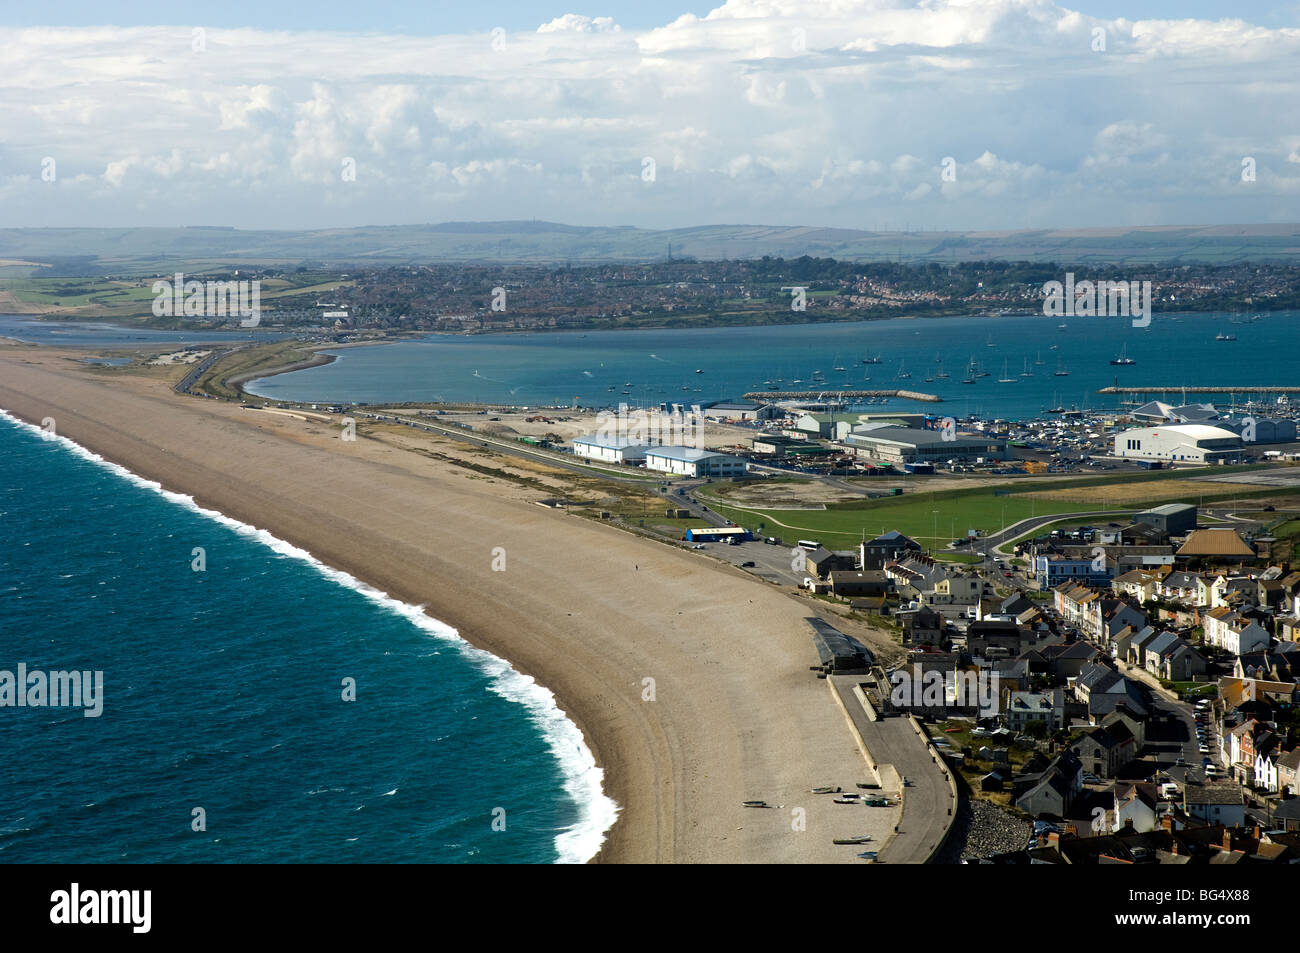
[0, 413, 616, 863]
[243, 311, 1300, 420]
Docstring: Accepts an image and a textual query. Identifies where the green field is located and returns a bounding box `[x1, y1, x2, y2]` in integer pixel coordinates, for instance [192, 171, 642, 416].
[699, 484, 1133, 551]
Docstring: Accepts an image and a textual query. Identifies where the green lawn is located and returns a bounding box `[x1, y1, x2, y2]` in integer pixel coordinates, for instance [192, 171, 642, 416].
[700, 484, 1130, 551]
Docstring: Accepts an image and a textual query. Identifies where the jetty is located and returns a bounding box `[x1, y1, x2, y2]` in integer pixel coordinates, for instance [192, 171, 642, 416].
[1098, 385, 1300, 396]
[744, 389, 943, 403]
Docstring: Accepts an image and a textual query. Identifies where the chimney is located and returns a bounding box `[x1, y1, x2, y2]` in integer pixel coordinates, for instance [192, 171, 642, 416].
[1222, 829, 1233, 851]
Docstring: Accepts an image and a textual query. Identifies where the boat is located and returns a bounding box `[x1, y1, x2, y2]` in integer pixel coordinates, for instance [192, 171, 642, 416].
[834, 365, 847, 372]
[862, 354, 882, 364]
[1053, 358, 1069, 377]
[923, 376, 934, 383]
[832, 836, 874, 845]
[1110, 344, 1136, 366]
[1215, 332, 1236, 342]
[1034, 351, 1045, 366]
[895, 360, 912, 380]
[1020, 357, 1033, 377]
[1057, 323, 1067, 330]
[833, 796, 861, 805]
[811, 786, 842, 795]
[695, 368, 703, 373]
[998, 359, 1016, 383]
[742, 800, 768, 808]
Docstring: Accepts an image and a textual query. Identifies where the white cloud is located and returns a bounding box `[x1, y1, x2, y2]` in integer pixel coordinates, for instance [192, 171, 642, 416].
[1, 2, 1298, 229]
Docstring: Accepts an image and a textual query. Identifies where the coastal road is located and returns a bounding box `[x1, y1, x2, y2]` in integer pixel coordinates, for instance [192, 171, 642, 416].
[830, 677, 956, 864]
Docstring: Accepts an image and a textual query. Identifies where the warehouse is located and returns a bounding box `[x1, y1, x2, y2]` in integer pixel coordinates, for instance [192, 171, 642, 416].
[644, 446, 748, 478]
[571, 435, 648, 463]
[845, 426, 1009, 466]
[1134, 503, 1197, 537]
[751, 434, 837, 458]
[1112, 424, 1243, 464]
[701, 400, 778, 422]
[1214, 417, 1298, 444]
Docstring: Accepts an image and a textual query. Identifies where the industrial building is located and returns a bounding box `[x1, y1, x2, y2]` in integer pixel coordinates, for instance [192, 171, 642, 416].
[1134, 503, 1197, 537]
[644, 446, 748, 478]
[751, 434, 837, 458]
[1214, 417, 1298, 444]
[794, 413, 853, 441]
[845, 425, 1010, 466]
[1112, 424, 1244, 464]
[701, 400, 778, 422]
[571, 435, 648, 463]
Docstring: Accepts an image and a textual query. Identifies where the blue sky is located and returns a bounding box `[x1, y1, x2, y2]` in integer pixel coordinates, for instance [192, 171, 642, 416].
[4, 1, 1296, 31]
[3, 1, 1298, 230]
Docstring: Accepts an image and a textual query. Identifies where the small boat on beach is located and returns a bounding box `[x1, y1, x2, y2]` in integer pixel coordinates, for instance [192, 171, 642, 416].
[811, 786, 842, 795]
[742, 800, 769, 808]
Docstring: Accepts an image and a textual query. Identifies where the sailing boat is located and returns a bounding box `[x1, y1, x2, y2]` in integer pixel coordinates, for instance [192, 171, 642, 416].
[961, 356, 977, 384]
[1034, 350, 1045, 366]
[998, 359, 1016, 383]
[1054, 358, 1069, 377]
[895, 359, 912, 380]
[1020, 357, 1033, 377]
[936, 359, 950, 379]
[1110, 343, 1136, 366]
[862, 353, 882, 364]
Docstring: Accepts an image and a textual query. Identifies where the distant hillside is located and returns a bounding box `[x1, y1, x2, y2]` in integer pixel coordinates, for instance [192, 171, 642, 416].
[1, 221, 1298, 274]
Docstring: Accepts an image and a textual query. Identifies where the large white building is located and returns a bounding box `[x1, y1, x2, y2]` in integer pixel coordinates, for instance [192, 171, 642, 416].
[1112, 424, 1243, 464]
[571, 435, 648, 464]
[644, 446, 747, 478]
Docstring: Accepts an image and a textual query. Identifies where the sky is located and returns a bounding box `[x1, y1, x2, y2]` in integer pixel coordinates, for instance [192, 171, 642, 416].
[3, 0, 1299, 232]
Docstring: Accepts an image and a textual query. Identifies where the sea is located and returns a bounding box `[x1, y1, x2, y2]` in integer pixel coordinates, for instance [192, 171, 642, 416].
[239, 310, 1300, 420]
[0, 409, 617, 863]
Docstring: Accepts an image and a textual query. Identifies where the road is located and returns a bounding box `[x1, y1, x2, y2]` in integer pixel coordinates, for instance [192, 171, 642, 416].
[830, 677, 956, 864]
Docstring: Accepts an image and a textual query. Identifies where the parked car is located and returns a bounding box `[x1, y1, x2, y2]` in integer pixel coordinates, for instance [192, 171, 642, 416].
[740, 561, 756, 568]
[1082, 773, 1102, 785]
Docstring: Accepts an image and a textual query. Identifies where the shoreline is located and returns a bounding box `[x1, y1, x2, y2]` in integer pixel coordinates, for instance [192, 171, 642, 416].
[0, 345, 889, 863]
[0, 407, 619, 862]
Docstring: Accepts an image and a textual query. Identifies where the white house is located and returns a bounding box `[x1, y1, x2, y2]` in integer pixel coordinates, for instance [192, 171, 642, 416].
[1203, 607, 1270, 655]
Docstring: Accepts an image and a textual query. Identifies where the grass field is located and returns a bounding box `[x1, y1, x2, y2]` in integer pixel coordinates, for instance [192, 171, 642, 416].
[699, 482, 1130, 551]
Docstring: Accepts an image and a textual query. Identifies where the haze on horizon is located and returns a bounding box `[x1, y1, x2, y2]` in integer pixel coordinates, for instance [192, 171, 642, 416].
[3, 0, 1299, 233]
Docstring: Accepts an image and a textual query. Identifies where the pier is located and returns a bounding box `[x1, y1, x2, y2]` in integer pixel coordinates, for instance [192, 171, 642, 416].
[744, 389, 943, 403]
[1097, 385, 1300, 396]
